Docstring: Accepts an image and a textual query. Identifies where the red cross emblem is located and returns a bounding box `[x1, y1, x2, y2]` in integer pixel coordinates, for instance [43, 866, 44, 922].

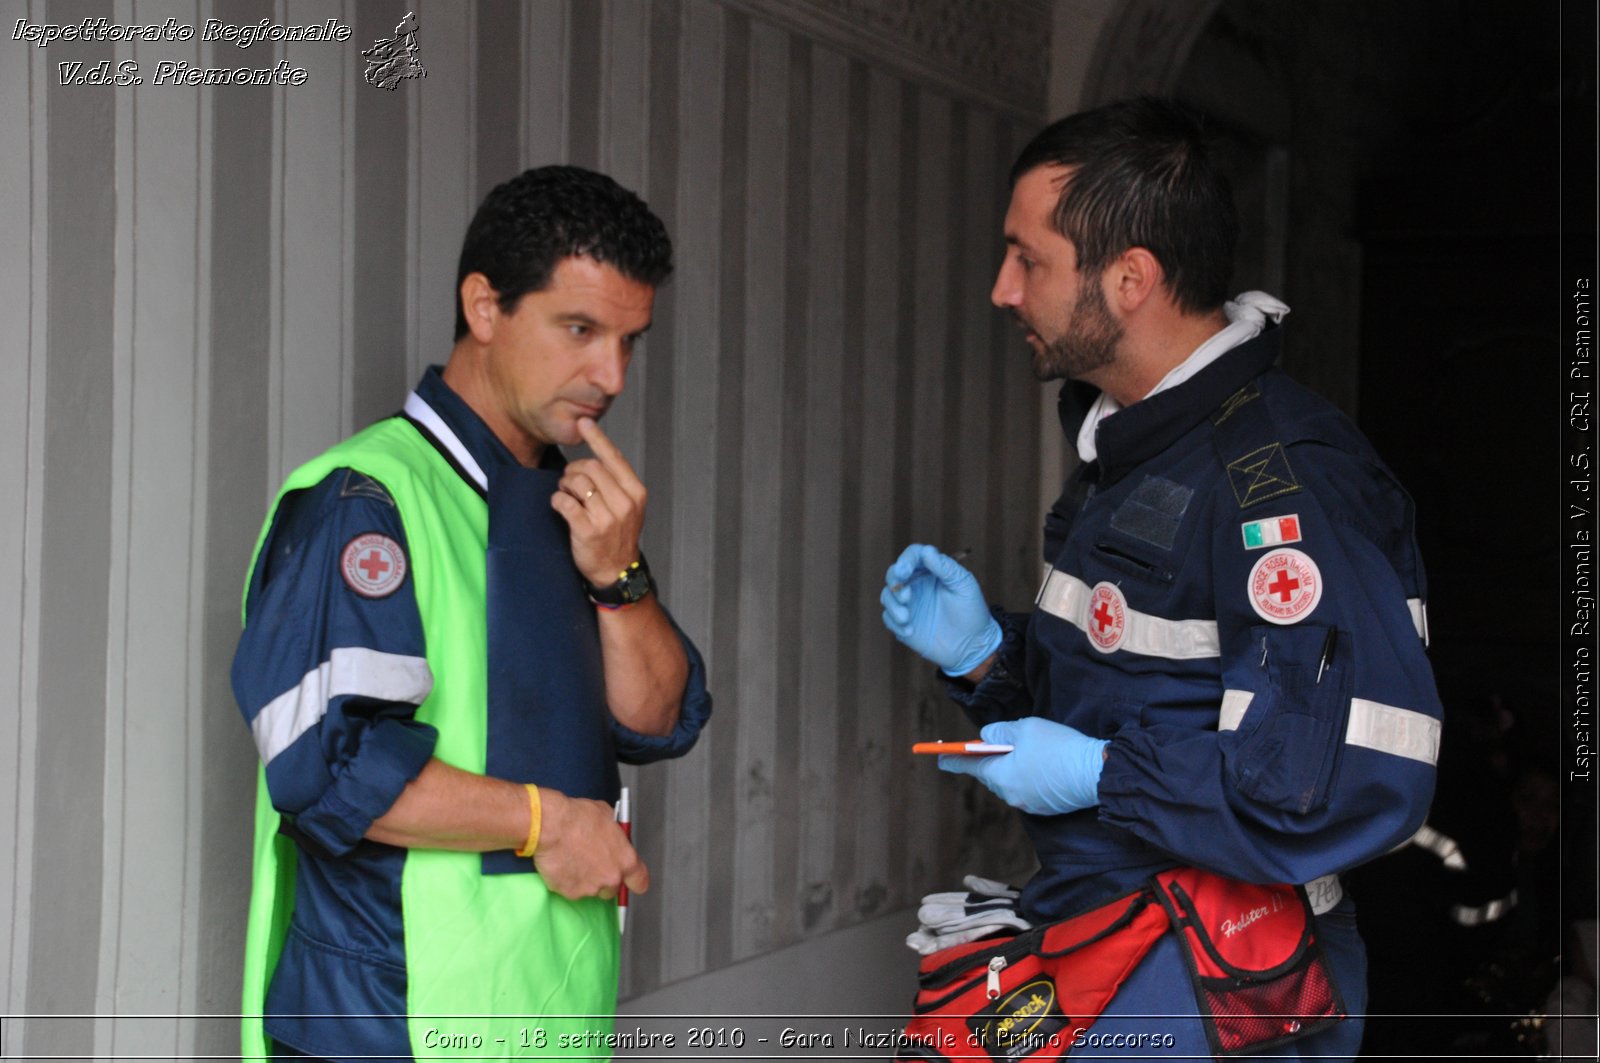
[1086, 582, 1127, 653]
[1248, 549, 1321, 624]
[1266, 569, 1299, 602]
[341, 533, 407, 599]
[358, 550, 391, 581]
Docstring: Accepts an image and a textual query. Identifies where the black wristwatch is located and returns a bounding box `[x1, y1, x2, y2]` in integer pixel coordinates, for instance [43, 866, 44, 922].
[586, 555, 654, 607]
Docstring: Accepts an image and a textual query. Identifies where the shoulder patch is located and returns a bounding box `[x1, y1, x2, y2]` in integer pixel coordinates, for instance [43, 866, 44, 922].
[1226, 443, 1301, 508]
[339, 470, 395, 506]
[1211, 382, 1262, 426]
[1241, 513, 1302, 549]
[1248, 548, 1322, 624]
[340, 533, 408, 598]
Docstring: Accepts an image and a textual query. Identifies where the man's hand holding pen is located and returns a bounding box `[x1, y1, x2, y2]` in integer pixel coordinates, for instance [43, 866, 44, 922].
[532, 789, 648, 904]
[937, 718, 1108, 816]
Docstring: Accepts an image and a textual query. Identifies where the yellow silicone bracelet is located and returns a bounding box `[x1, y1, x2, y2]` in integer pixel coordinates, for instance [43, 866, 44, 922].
[514, 783, 542, 857]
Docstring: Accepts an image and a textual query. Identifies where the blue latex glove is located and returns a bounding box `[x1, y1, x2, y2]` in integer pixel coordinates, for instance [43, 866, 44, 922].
[938, 718, 1109, 816]
[880, 543, 1002, 676]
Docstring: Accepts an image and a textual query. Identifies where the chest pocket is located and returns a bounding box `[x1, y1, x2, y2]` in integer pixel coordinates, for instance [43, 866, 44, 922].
[1225, 623, 1348, 815]
[1091, 539, 1176, 585]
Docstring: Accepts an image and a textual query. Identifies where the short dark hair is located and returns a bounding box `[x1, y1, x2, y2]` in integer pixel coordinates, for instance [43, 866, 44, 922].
[453, 165, 673, 340]
[1010, 96, 1237, 314]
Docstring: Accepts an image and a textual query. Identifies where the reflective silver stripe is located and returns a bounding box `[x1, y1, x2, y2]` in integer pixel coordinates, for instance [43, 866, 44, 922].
[1345, 698, 1441, 765]
[1217, 689, 1254, 732]
[1410, 823, 1468, 871]
[1305, 873, 1343, 915]
[404, 390, 488, 492]
[1407, 598, 1429, 644]
[1036, 568, 1221, 660]
[1452, 890, 1517, 927]
[251, 648, 434, 764]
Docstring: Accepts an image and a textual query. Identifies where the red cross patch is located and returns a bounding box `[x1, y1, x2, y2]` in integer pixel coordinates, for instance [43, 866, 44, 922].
[340, 533, 407, 599]
[1248, 548, 1321, 624]
[1086, 581, 1127, 653]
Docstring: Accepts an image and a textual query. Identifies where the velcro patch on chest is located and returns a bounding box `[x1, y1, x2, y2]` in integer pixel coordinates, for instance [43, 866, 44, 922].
[341, 533, 408, 598]
[1226, 443, 1301, 508]
[1109, 475, 1194, 551]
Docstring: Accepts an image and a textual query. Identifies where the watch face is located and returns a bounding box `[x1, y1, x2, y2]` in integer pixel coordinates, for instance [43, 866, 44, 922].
[590, 558, 652, 606]
[618, 565, 650, 603]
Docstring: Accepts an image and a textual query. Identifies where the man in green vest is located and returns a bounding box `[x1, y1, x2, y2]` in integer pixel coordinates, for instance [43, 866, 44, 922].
[231, 166, 713, 1061]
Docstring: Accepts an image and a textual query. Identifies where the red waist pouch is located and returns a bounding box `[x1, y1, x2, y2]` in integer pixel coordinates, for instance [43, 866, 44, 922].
[898, 888, 1168, 1061]
[897, 869, 1345, 1061]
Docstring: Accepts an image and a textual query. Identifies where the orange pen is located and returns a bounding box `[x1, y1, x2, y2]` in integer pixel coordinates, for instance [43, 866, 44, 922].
[912, 741, 1014, 755]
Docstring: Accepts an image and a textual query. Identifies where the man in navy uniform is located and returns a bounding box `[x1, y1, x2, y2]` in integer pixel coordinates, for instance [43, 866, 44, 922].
[883, 97, 1441, 1059]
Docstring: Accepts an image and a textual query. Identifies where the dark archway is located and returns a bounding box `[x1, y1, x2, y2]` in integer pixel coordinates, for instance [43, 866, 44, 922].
[1162, 3, 1582, 1056]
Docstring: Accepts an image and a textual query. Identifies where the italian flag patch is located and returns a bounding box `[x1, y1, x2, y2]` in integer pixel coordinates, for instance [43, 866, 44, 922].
[1241, 514, 1301, 549]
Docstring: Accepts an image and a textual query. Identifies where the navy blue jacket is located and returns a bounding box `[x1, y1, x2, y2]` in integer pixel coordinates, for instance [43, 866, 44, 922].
[952, 327, 1441, 924]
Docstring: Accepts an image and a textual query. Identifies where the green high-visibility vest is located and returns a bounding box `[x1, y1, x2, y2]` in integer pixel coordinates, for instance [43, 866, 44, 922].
[240, 416, 618, 1060]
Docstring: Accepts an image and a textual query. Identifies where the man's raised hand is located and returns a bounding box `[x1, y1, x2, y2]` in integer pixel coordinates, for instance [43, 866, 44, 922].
[551, 417, 648, 588]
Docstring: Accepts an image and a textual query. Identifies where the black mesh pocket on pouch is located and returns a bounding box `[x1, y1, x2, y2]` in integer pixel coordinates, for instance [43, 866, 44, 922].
[1200, 946, 1341, 1055]
[1151, 869, 1348, 1057]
